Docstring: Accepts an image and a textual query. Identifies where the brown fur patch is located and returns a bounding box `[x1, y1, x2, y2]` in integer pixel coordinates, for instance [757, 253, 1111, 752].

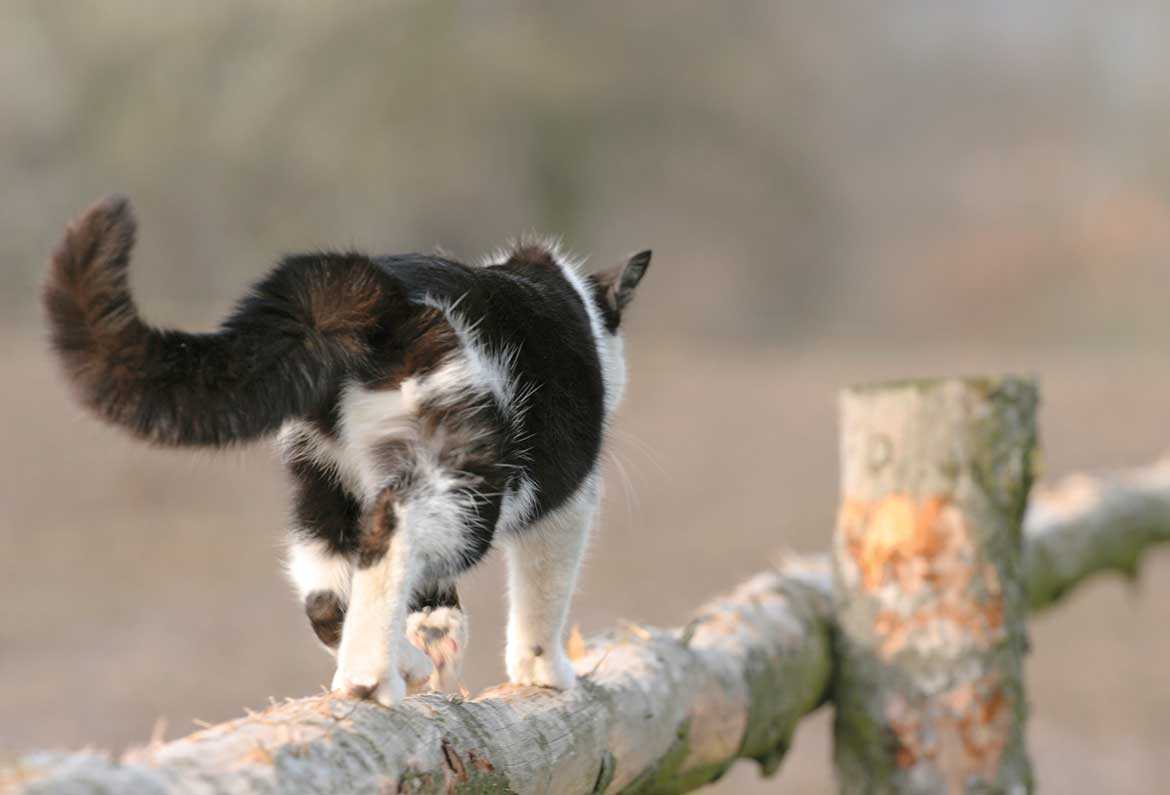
[358, 488, 399, 568]
[507, 243, 558, 270]
[304, 591, 345, 648]
[43, 196, 152, 429]
[303, 258, 389, 355]
[370, 306, 459, 390]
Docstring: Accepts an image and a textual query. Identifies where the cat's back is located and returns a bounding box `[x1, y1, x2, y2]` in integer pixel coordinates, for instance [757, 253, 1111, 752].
[375, 248, 607, 517]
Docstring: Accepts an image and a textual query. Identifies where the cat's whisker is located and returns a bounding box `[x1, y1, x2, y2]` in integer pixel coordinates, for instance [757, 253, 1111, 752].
[603, 449, 639, 516]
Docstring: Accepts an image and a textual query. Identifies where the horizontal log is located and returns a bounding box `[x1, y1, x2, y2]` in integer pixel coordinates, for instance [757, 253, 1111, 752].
[3, 561, 835, 795]
[5, 460, 1168, 794]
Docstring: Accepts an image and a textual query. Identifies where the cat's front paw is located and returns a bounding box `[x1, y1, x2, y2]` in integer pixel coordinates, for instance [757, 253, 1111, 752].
[506, 644, 576, 690]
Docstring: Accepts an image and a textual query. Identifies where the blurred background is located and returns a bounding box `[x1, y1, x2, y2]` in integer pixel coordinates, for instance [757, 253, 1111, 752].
[2, 2, 1169, 792]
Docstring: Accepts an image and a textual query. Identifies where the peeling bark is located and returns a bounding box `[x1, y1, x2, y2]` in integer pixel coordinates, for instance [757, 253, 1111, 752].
[832, 377, 1038, 794]
[2, 561, 834, 795]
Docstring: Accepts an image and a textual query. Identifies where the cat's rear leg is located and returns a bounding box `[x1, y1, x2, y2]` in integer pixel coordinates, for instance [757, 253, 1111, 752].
[286, 538, 351, 653]
[282, 446, 362, 655]
[333, 484, 498, 705]
[282, 444, 432, 694]
[503, 483, 597, 690]
[331, 487, 418, 705]
[408, 580, 468, 692]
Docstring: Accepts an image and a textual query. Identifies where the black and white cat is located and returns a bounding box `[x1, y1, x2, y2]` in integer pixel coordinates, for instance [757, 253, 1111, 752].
[43, 196, 650, 705]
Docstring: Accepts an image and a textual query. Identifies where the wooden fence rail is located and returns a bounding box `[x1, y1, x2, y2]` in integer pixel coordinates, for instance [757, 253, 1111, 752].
[5, 377, 1169, 795]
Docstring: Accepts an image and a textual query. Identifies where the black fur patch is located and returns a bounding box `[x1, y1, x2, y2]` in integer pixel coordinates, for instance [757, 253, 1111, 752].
[588, 250, 652, 333]
[285, 441, 361, 556]
[410, 581, 461, 613]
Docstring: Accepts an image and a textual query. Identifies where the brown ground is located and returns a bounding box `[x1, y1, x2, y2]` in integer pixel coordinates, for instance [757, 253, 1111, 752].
[2, 329, 1168, 793]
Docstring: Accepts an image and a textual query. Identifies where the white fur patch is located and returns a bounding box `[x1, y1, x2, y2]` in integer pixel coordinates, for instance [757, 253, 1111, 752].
[336, 382, 417, 498]
[419, 295, 534, 425]
[552, 250, 627, 415]
[498, 476, 539, 535]
[333, 523, 415, 706]
[284, 538, 352, 602]
[278, 420, 366, 499]
[503, 479, 598, 690]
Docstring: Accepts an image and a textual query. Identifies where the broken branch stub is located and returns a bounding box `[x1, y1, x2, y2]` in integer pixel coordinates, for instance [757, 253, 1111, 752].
[832, 377, 1038, 794]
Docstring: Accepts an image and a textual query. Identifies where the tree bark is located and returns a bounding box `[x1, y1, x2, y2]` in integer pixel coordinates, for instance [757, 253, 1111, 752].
[832, 377, 1038, 794]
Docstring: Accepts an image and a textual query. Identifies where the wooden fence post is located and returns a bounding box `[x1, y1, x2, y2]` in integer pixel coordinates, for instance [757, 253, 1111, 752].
[832, 377, 1038, 794]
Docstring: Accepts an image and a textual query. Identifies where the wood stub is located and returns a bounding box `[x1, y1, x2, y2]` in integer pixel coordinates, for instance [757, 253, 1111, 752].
[832, 377, 1038, 795]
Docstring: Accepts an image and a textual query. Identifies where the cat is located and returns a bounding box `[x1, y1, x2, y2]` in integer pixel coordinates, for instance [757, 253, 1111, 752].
[43, 195, 650, 706]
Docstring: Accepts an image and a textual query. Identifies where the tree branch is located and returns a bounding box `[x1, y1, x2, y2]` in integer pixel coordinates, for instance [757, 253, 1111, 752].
[1023, 457, 1170, 610]
[3, 561, 834, 795]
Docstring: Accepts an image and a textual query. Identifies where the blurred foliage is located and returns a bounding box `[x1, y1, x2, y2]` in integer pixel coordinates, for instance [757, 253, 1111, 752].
[2, 0, 1169, 345]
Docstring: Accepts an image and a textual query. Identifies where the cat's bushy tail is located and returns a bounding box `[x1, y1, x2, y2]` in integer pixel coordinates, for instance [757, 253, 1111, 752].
[44, 195, 397, 447]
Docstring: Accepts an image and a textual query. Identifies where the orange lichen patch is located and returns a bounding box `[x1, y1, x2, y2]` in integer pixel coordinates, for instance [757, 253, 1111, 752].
[937, 678, 1011, 793]
[887, 676, 1012, 794]
[840, 495, 952, 592]
[841, 494, 1007, 658]
[874, 594, 1005, 658]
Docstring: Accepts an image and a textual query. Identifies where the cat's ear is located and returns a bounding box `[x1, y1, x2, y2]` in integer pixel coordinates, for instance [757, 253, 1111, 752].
[593, 250, 651, 329]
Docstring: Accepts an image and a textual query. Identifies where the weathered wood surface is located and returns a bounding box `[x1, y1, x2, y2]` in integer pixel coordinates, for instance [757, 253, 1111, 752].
[5, 455, 1169, 795]
[832, 377, 1038, 794]
[3, 561, 835, 795]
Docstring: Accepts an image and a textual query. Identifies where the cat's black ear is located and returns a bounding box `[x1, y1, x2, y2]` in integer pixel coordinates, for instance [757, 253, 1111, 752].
[593, 250, 651, 330]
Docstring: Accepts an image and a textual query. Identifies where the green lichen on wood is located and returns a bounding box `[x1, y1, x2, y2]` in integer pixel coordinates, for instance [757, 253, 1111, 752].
[615, 722, 693, 795]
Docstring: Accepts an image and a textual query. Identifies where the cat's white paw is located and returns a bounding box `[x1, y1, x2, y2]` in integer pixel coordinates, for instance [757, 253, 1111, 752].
[331, 664, 405, 707]
[332, 636, 434, 704]
[506, 643, 577, 690]
[407, 606, 467, 692]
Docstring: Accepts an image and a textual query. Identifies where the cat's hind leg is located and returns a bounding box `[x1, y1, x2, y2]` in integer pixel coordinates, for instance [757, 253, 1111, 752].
[286, 537, 352, 653]
[282, 436, 432, 693]
[333, 483, 498, 705]
[407, 580, 468, 692]
[503, 482, 596, 690]
[282, 442, 362, 655]
[331, 487, 420, 705]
